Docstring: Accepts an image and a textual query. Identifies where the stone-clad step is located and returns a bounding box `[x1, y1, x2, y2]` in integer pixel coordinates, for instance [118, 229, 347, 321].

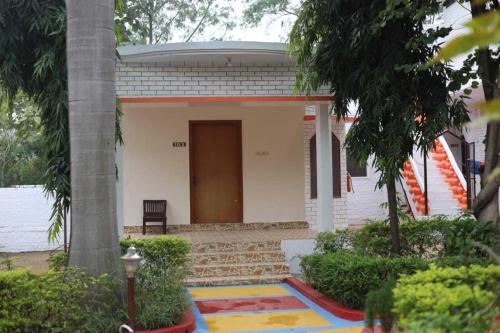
[186, 274, 290, 287]
[186, 239, 292, 286]
[189, 262, 290, 278]
[190, 250, 285, 265]
[125, 221, 310, 234]
[192, 240, 281, 254]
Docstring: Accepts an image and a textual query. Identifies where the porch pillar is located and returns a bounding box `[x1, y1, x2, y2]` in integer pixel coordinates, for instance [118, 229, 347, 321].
[315, 103, 333, 231]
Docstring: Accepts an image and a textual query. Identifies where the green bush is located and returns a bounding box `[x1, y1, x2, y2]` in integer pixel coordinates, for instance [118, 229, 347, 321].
[135, 262, 188, 330]
[48, 251, 68, 271]
[440, 217, 499, 259]
[0, 268, 125, 333]
[120, 236, 192, 330]
[315, 229, 356, 253]
[300, 251, 427, 309]
[120, 236, 191, 267]
[365, 280, 396, 333]
[317, 215, 498, 261]
[393, 264, 500, 333]
[0, 237, 192, 332]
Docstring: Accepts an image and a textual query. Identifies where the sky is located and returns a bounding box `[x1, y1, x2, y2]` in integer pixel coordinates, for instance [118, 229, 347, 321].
[169, 1, 298, 43]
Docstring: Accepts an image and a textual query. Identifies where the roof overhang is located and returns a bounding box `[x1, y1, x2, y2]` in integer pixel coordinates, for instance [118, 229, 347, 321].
[117, 41, 294, 66]
[118, 96, 332, 110]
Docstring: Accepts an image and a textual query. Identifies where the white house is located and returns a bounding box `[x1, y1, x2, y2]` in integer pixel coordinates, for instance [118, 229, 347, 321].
[115, 41, 351, 234]
[114, 2, 496, 235]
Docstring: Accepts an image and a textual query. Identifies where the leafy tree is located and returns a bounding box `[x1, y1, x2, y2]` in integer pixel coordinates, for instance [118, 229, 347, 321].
[0, 0, 123, 270]
[0, 93, 46, 186]
[290, 0, 469, 253]
[242, 0, 299, 26]
[435, 1, 499, 223]
[117, 0, 236, 44]
[0, 0, 70, 242]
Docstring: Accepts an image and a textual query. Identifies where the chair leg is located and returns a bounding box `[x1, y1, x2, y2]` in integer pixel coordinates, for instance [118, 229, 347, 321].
[163, 220, 166, 234]
[143, 220, 146, 235]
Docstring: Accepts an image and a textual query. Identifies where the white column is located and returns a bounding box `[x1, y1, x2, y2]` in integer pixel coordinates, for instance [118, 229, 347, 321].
[315, 103, 333, 231]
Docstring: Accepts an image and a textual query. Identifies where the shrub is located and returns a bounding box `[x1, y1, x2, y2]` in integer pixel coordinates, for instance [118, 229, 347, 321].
[120, 236, 191, 267]
[393, 264, 500, 333]
[300, 251, 427, 309]
[315, 229, 356, 253]
[318, 215, 498, 261]
[0, 268, 125, 333]
[48, 250, 68, 271]
[135, 262, 188, 330]
[120, 236, 192, 330]
[440, 217, 499, 259]
[365, 280, 396, 333]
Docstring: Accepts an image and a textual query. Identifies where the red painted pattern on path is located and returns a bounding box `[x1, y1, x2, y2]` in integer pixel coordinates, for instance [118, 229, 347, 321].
[196, 296, 308, 314]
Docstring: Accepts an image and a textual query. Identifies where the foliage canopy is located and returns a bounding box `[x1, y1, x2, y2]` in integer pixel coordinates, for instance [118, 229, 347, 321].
[289, 0, 469, 185]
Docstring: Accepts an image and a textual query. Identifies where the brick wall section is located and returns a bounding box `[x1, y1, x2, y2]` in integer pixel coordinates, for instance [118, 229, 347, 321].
[116, 62, 330, 97]
[303, 120, 348, 230]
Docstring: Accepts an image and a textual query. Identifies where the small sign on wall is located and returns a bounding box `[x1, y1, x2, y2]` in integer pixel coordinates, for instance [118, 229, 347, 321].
[173, 141, 186, 147]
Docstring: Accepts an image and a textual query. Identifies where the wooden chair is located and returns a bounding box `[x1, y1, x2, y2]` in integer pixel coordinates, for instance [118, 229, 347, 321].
[143, 200, 167, 235]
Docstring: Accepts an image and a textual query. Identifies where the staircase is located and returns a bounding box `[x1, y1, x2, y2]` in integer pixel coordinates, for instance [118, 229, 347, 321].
[186, 240, 290, 286]
[402, 137, 465, 217]
[403, 160, 428, 215]
[432, 139, 468, 210]
[183, 222, 312, 286]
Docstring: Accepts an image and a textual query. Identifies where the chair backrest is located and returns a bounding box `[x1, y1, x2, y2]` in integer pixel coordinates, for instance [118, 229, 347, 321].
[143, 200, 167, 217]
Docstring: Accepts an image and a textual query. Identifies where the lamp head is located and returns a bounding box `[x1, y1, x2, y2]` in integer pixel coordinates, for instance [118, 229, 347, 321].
[120, 246, 143, 278]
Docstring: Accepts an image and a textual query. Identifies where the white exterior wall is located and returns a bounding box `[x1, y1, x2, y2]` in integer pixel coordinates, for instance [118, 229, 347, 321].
[347, 159, 388, 224]
[116, 63, 330, 97]
[121, 105, 306, 226]
[303, 119, 348, 230]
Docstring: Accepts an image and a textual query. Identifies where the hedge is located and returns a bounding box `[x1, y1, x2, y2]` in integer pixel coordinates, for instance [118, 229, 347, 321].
[120, 236, 191, 330]
[0, 236, 192, 332]
[120, 236, 191, 267]
[0, 268, 124, 333]
[300, 251, 427, 309]
[315, 215, 498, 261]
[393, 264, 500, 332]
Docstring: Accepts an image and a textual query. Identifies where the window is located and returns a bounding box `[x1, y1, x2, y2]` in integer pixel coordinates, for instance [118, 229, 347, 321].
[347, 154, 367, 177]
[310, 133, 341, 198]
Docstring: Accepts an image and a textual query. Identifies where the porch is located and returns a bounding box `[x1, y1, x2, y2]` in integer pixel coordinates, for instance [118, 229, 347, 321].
[117, 98, 348, 234]
[124, 221, 318, 286]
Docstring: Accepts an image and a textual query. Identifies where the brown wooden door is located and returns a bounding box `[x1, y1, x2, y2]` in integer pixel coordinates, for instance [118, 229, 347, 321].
[189, 121, 243, 223]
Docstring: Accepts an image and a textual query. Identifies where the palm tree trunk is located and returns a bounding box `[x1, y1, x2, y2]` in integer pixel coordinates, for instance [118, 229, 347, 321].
[66, 0, 121, 276]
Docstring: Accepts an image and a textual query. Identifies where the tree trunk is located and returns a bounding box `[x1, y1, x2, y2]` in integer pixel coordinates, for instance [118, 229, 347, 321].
[66, 0, 121, 276]
[387, 177, 401, 254]
[470, 1, 500, 223]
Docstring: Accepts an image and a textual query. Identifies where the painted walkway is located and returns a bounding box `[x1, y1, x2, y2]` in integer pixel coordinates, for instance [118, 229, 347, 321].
[188, 283, 365, 333]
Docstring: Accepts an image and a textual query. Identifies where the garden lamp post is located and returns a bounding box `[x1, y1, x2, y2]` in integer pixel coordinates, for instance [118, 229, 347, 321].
[121, 246, 142, 329]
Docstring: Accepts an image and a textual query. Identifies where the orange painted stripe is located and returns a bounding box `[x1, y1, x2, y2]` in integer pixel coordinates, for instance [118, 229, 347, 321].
[119, 95, 333, 104]
[304, 115, 356, 122]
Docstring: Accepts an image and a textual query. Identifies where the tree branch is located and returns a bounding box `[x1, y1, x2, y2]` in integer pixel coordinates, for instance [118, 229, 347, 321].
[185, 12, 208, 42]
[473, 160, 500, 215]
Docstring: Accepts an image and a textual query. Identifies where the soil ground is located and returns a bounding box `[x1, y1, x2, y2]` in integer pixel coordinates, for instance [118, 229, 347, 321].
[0, 250, 51, 273]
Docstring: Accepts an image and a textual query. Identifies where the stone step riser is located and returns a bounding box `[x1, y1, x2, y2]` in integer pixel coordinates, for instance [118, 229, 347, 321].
[190, 251, 285, 265]
[192, 240, 281, 254]
[126, 221, 309, 234]
[185, 275, 290, 287]
[189, 263, 290, 278]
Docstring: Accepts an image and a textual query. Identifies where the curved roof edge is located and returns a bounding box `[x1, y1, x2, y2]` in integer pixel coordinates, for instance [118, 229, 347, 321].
[117, 41, 293, 66]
